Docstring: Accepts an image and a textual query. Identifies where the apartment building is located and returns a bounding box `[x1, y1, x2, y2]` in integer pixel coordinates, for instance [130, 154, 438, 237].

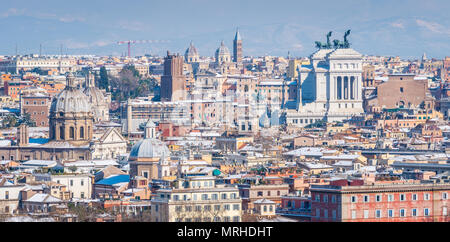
[151, 176, 242, 222]
[310, 181, 450, 222]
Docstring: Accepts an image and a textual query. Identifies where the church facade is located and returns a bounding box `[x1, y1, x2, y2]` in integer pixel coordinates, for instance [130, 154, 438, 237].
[0, 73, 125, 163]
[286, 35, 364, 127]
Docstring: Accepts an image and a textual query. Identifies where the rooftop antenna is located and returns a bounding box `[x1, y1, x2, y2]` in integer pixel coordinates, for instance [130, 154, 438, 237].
[40, 44, 42, 56]
[15, 43, 18, 56]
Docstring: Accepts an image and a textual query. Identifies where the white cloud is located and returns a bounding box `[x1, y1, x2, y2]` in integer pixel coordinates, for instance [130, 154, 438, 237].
[292, 44, 303, 51]
[416, 19, 450, 35]
[390, 22, 404, 29]
[0, 8, 26, 18]
[0, 8, 84, 23]
[61, 39, 114, 49]
[117, 20, 149, 31]
[58, 16, 85, 23]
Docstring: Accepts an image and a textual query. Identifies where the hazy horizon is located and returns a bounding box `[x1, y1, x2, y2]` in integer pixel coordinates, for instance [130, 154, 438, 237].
[1, 0, 449, 59]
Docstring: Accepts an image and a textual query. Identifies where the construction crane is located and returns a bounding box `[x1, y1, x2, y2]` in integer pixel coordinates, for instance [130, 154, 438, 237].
[117, 40, 168, 57]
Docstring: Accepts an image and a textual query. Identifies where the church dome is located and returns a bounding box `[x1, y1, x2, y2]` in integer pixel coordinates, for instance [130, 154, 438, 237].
[50, 73, 92, 114]
[84, 86, 107, 107]
[216, 41, 230, 57]
[185, 42, 199, 58]
[129, 138, 170, 161]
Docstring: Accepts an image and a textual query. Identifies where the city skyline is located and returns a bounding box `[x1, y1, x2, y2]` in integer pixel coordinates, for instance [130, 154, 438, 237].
[1, 0, 449, 59]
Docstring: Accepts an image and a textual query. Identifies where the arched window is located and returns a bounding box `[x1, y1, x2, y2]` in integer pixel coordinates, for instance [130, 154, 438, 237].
[80, 126, 84, 139]
[69, 127, 75, 139]
[337, 77, 342, 100]
[59, 126, 64, 140]
[244, 85, 249, 92]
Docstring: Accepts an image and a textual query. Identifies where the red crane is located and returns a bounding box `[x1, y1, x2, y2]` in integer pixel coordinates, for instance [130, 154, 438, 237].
[117, 40, 168, 57]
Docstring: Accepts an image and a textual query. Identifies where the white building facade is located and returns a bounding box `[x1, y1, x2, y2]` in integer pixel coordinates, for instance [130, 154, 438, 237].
[286, 47, 364, 126]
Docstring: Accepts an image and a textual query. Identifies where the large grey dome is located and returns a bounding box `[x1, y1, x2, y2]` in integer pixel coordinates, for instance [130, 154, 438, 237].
[50, 74, 92, 114]
[129, 138, 170, 160]
[84, 86, 107, 107]
[216, 41, 230, 56]
[185, 42, 199, 58]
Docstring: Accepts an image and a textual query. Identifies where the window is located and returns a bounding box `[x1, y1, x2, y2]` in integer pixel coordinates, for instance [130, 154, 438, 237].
[443, 207, 448, 216]
[424, 208, 430, 216]
[81, 192, 85, 199]
[351, 210, 356, 219]
[214, 205, 220, 211]
[376, 210, 382, 218]
[363, 210, 369, 219]
[81, 180, 84, 186]
[185, 206, 192, 212]
[212, 194, 218, 200]
[80, 126, 84, 139]
[388, 194, 394, 202]
[5, 191, 9, 200]
[323, 195, 328, 203]
[60, 126, 64, 139]
[224, 204, 230, 211]
[400, 194, 405, 201]
[195, 205, 202, 212]
[400, 87, 404, 93]
[443, 193, 448, 200]
[376, 195, 382, 202]
[201, 194, 208, 200]
[69, 127, 75, 139]
[175, 206, 182, 212]
[315, 195, 321, 202]
[233, 216, 240, 222]
[363, 195, 369, 203]
[412, 194, 418, 201]
[257, 191, 263, 197]
[332, 210, 337, 220]
[70, 180, 73, 186]
[388, 209, 394, 218]
[424, 193, 430, 201]
[412, 208, 417, 217]
[324, 209, 328, 218]
[400, 209, 405, 217]
[351, 196, 357, 203]
[222, 193, 228, 199]
[173, 195, 179, 201]
[331, 195, 336, 203]
[233, 204, 240, 210]
[316, 208, 320, 218]
[204, 205, 211, 211]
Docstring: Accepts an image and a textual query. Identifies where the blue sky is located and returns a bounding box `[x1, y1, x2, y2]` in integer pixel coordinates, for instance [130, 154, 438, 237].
[1, 0, 449, 59]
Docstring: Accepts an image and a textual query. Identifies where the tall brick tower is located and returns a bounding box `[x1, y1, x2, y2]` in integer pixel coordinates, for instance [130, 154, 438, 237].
[233, 28, 242, 63]
[161, 51, 186, 101]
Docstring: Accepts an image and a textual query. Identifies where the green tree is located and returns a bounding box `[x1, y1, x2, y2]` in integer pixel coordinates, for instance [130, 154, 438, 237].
[68, 166, 77, 173]
[18, 112, 36, 127]
[1, 114, 18, 128]
[99, 66, 109, 91]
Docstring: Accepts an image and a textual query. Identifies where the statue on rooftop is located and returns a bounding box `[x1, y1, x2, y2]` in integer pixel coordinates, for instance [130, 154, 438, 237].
[326, 31, 332, 48]
[343, 29, 351, 48]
